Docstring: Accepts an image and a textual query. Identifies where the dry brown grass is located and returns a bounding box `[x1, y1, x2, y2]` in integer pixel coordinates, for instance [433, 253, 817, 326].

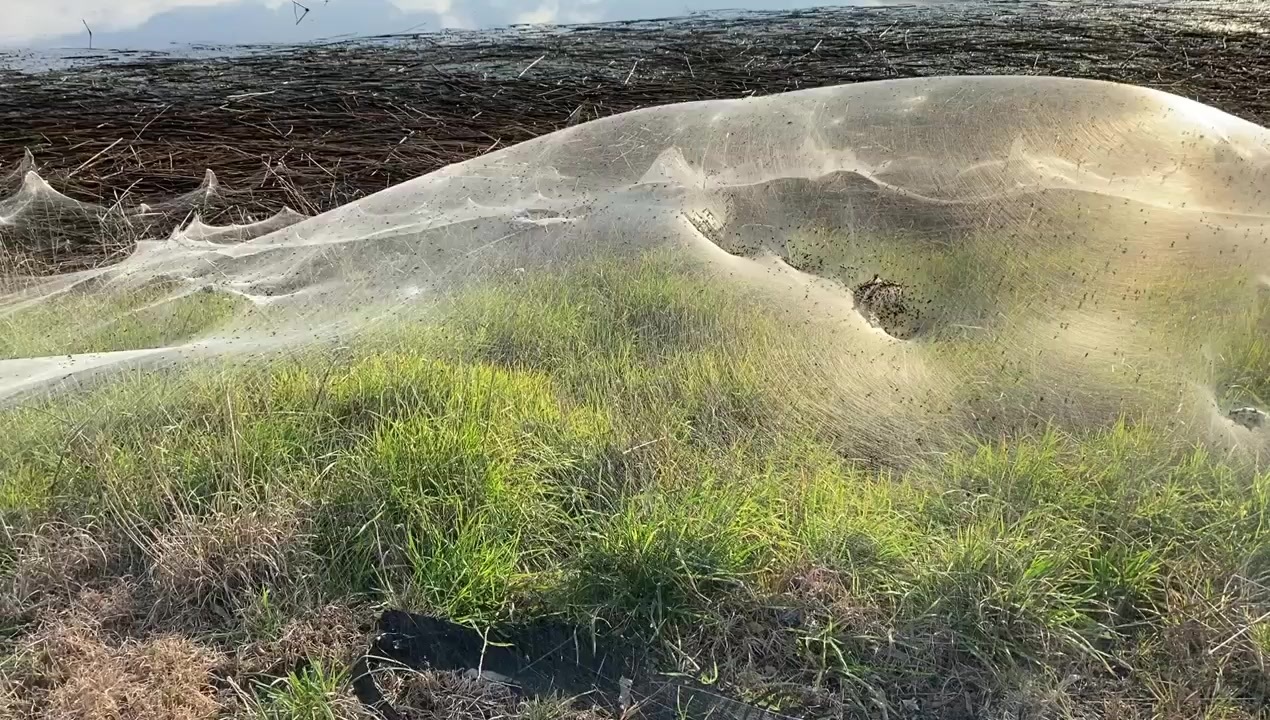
[378, 669, 607, 720]
[233, 603, 366, 677]
[0, 681, 20, 720]
[7, 525, 113, 609]
[145, 506, 311, 617]
[391, 671, 520, 719]
[0, 506, 374, 720]
[10, 614, 223, 720]
[1, 596, 376, 720]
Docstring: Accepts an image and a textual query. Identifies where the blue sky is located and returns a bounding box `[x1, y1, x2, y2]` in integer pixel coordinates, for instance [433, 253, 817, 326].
[3, 0, 946, 49]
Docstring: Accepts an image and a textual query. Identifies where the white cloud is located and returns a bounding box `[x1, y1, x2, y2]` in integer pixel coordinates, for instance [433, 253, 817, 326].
[385, 0, 472, 28]
[506, 0, 604, 26]
[512, 1, 559, 24]
[385, 0, 450, 10]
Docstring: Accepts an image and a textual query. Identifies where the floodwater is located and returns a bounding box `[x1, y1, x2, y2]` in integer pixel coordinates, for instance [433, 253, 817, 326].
[1, 0, 1261, 74]
[0, 0, 1254, 74]
[1, 0, 959, 51]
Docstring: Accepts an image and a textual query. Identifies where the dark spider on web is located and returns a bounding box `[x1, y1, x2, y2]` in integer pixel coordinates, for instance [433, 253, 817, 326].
[853, 274, 920, 339]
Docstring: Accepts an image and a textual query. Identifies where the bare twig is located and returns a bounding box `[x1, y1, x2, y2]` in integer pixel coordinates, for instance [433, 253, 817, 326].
[623, 58, 641, 85]
[518, 53, 546, 78]
[133, 104, 171, 141]
[67, 138, 121, 178]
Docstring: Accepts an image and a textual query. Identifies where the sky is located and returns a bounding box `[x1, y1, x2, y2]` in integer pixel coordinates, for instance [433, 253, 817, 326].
[1, 0, 945, 49]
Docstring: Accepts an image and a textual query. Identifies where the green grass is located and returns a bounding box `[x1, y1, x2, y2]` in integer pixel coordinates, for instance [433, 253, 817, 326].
[0, 279, 248, 359]
[1214, 296, 1270, 409]
[1129, 259, 1270, 410]
[1, 253, 1268, 718]
[249, 661, 355, 720]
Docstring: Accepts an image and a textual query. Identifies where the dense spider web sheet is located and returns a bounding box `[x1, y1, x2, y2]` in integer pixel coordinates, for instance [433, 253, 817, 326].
[1, 75, 1268, 461]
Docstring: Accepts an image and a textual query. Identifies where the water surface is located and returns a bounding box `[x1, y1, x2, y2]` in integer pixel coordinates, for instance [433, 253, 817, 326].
[3, 0, 954, 50]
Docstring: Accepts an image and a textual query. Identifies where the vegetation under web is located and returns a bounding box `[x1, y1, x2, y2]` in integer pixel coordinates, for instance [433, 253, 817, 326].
[0, 280, 248, 359]
[1, 254, 1268, 719]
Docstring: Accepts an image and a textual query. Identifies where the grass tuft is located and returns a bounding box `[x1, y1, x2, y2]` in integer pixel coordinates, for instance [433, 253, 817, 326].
[249, 660, 365, 720]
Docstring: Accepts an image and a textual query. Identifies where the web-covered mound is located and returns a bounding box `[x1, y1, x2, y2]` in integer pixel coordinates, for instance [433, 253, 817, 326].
[2, 75, 1268, 461]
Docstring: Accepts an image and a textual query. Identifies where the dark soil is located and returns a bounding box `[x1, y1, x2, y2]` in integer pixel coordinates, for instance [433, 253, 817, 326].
[356, 609, 798, 720]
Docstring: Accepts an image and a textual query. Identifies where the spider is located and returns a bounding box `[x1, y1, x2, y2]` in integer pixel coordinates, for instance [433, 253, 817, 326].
[853, 274, 920, 339]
